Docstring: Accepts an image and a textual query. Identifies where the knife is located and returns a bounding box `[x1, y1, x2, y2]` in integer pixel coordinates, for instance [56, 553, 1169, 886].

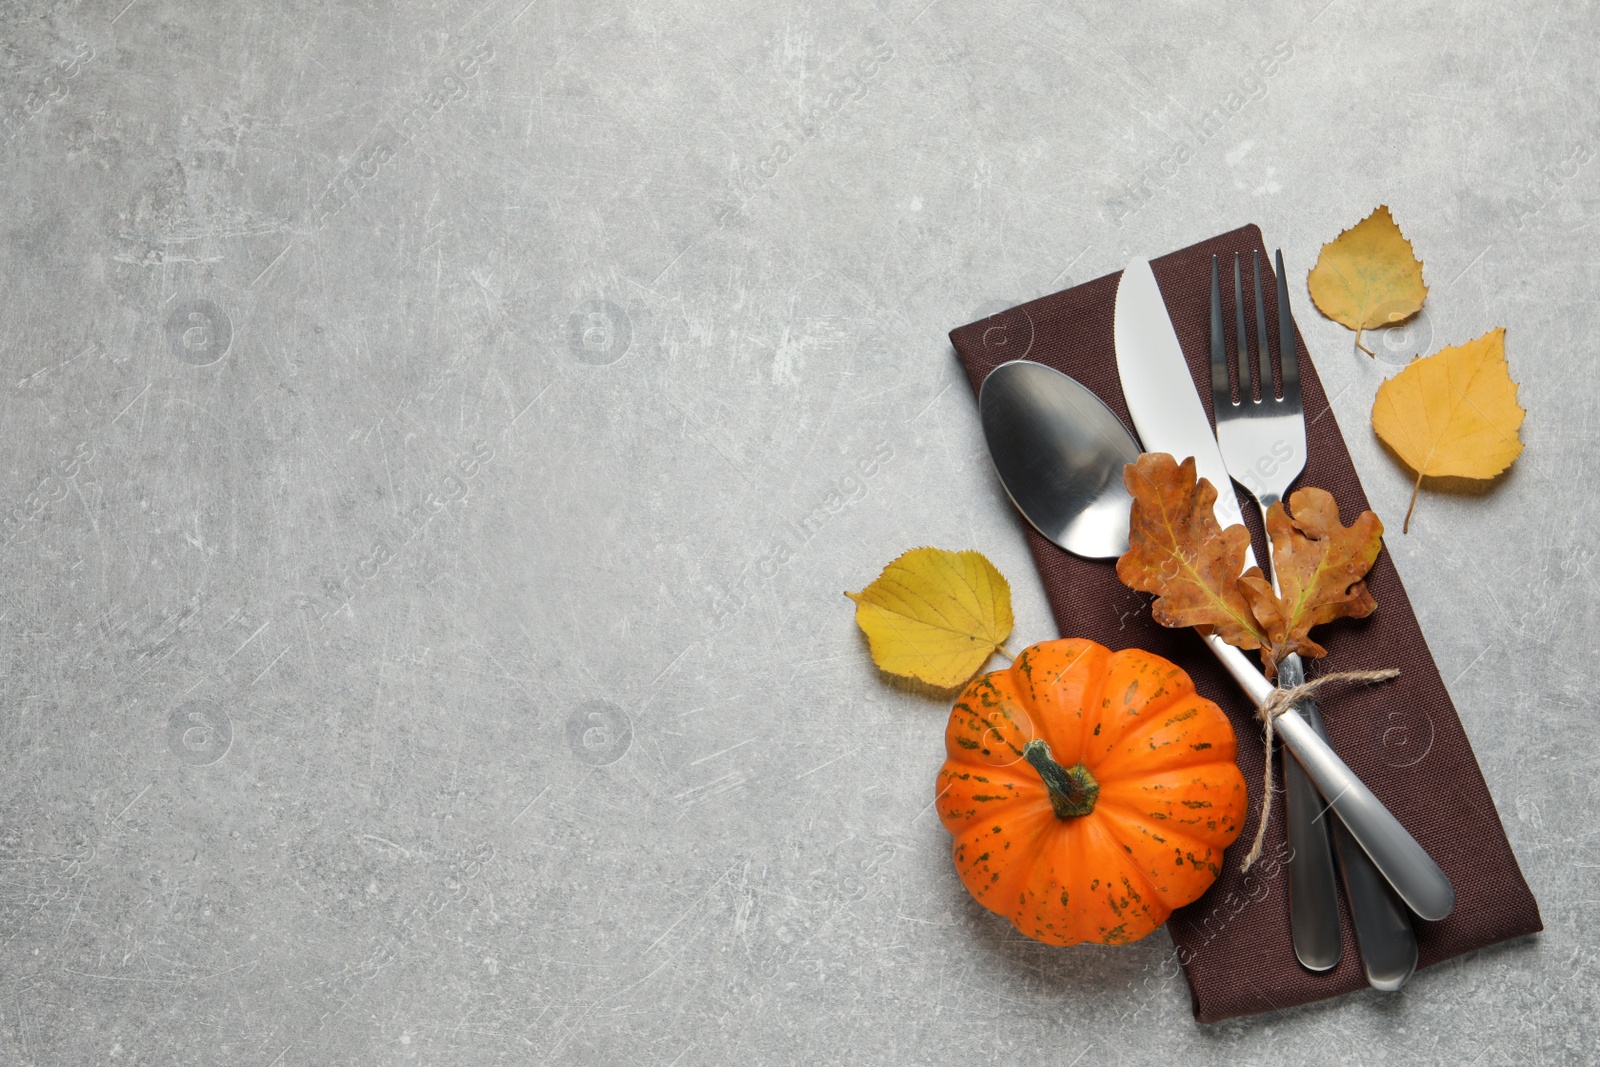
[1113, 257, 1455, 923]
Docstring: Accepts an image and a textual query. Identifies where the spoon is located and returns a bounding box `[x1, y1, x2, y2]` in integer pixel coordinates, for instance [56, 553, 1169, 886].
[978, 359, 1455, 923]
[979, 358, 1139, 558]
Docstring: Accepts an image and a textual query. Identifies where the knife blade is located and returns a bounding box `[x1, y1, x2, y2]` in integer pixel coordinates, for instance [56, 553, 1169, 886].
[1113, 257, 1253, 558]
[1112, 256, 1456, 923]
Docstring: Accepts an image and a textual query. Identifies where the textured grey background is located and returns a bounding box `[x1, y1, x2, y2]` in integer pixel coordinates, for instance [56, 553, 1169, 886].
[0, 0, 1594, 1063]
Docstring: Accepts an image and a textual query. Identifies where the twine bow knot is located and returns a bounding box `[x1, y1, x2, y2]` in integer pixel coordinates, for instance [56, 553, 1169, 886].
[1239, 668, 1400, 872]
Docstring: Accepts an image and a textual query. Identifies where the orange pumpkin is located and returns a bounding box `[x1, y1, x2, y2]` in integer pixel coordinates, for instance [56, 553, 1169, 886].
[937, 638, 1247, 946]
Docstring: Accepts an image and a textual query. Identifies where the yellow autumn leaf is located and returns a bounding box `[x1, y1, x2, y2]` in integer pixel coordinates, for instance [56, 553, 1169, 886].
[1372, 327, 1525, 533]
[847, 547, 1014, 689]
[1307, 205, 1429, 356]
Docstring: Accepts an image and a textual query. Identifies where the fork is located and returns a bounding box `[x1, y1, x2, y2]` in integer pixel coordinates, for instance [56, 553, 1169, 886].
[1210, 250, 1418, 989]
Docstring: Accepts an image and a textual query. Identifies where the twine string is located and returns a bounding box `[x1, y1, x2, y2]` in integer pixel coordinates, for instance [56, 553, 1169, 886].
[1239, 667, 1401, 872]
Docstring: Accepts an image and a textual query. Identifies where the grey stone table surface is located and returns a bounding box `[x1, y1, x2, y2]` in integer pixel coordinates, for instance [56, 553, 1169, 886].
[0, 0, 1595, 1063]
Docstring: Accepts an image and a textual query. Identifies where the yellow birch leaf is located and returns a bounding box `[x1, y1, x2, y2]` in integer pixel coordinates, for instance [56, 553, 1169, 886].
[847, 547, 1013, 689]
[1371, 327, 1525, 533]
[1307, 205, 1428, 356]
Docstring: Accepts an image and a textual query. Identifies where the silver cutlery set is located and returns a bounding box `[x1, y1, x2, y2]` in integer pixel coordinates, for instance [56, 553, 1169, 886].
[978, 248, 1452, 989]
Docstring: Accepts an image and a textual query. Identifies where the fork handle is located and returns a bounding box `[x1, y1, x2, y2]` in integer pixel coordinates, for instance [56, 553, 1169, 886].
[1279, 655, 1342, 972]
[1203, 635, 1456, 921]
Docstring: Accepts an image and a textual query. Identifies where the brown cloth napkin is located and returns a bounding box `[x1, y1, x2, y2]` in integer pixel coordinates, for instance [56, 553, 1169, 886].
[949, 224, 1541, 1023]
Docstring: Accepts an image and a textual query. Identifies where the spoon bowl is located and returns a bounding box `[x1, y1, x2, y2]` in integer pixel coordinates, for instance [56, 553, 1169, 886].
[978, 360, 1139, 559]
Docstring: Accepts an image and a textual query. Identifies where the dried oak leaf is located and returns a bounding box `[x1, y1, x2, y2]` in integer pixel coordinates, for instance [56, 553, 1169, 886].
[1114, 453, 1269, 656]
[847, 547, 1013, 690]
[1238, 488, 1382, 667]
[1117, 454, 1384, 677]
[1372, 327, 1525, 533]
[1307, 205, 1428, 356]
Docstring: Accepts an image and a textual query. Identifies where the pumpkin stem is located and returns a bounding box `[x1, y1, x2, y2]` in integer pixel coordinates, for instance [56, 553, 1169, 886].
[1022, 739, 1099, 819]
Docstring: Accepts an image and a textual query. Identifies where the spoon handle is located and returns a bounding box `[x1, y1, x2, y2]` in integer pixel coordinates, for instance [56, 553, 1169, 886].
[1204, 636, 1456, 922]
[1294, 669, 1419, 989]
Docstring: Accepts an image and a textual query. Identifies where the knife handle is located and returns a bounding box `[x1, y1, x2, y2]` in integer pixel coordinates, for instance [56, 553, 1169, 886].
[1203, 635, 1456, 922]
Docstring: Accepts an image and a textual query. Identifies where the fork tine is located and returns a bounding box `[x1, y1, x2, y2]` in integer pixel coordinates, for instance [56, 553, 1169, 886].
[1210, 256, 1232, 410]
[1274, 249, 1302, 404]
[1233, 254, 1251, 401]
[1252, 250, 1273, 401]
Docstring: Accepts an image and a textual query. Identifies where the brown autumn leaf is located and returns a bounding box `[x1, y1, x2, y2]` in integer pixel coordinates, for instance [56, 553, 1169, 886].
[1371, 327, 1526, 533]
[1307, 205, 1428, 356]
[1238, 488, 1382, 667]
[1115, 453, 1270, 656]
[1117, 454, 1384, 677]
